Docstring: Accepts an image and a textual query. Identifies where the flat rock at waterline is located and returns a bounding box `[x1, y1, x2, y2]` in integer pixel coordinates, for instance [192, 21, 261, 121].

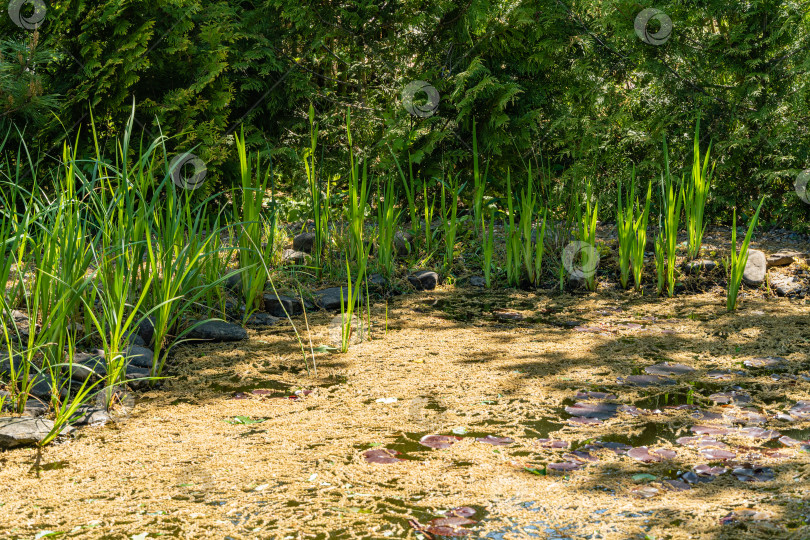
[185, 320, 248, 342]
[0, 417, 72, 449]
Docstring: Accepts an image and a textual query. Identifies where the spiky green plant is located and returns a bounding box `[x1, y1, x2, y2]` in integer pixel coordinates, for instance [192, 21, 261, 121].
[618, 167, 652, 290]
[683, 117, 714, 260]
[575, 179, 599, 291]
[346, 110, 370, 266]
[505, 168, 521, 286]
[727, 199, 764, 311]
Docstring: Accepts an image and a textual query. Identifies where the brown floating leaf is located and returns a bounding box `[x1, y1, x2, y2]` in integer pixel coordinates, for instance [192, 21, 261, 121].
[231, 392, 251, 400]
[251, 389, 275, 395]
[476, 435, 514, 446]
[363, 448, 403, 464]
[644, 363, 695, 376]
[700, 448, 736, 460]
[548, 461, 583, 471]
[426, 525, 470, 537]
[429, 516, 477, 527]
[420, 435, 463, 449]
[448, 507, 476, 518]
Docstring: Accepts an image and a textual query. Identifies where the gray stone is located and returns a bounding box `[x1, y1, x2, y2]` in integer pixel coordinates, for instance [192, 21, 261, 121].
[246, 312, 280, 328]
[314, 287, 356, 311]
[766, 251, 796, 267]
[125, 365, 152, 389]
[126, 345, 154, 369]
[394, 231, 414, 256]
[407, 270, 439, 291]
[742, 250, 767, 286]
[368, 273, 388, 290]
[22, 399, 47, 418]
[469, 276, 486, 287]
[128, 333, 146, 347]
[185, 320, 248, 342]
[223, 273, 242, 292]
[135, 316, 156, 347]
[293, 232, 316, 253]
[683, 259, 717, 274]
[0, 417, 71, 449]
[281, 249, 308, 264]
[68, 351, 107, 383]
[772, 275, 803, 297]
[263, 292, 303, 317]
[72, 407, 111, 426]
[29, 375, 70, 400]
[0, 354, 24, 377]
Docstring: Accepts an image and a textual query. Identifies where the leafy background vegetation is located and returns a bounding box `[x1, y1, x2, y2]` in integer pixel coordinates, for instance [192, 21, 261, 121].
[2, 0, 809, 228]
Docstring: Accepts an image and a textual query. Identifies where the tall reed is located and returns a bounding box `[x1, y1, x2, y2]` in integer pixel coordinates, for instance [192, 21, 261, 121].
[660, 137, 683, 297]
[440, 172, 461, 270]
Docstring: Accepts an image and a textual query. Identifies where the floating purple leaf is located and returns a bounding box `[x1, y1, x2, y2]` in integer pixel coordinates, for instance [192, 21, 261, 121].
[564, 402, 619, 419]
[548, 461, 583, 471]
[720, 508, 772, 525]
[690, 425, 730, 436]
[536, 439, 569, 449]
[630, 486, 659, 498]
[568, 416, 602, 425]
[700, 448, 736, 460]
[744, 356, 786, 368]
[788, 401, 810, 419]
[575, 391, 617, 400]
[420, 435, 463, 449]
[644, 363, 695, 376]
[708, 391, 751, 404]
[665, 479, 691, 491]
[735, 427, 781, 439]
[476, 435, 514, 446]
[732, 466, 775, 482]
[694, 464, 727, 476]
[778, 435, 802, 447]
[363, 448, 403, 464]
[618, 375, 676, 387]
[565, 450, 598, 462]
[627, 447, 675, 463]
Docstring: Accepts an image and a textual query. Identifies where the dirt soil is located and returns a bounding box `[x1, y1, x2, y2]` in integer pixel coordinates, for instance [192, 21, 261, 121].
[1, 282, 809, 540]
